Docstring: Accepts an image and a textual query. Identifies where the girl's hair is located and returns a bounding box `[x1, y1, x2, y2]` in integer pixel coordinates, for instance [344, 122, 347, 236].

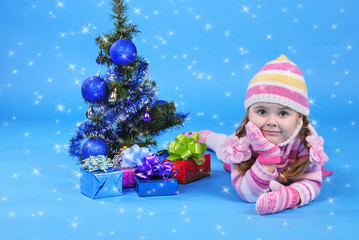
[234, 111, 312, 184]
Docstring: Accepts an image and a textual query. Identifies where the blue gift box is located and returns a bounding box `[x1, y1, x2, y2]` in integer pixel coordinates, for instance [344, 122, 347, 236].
[134, 175, 178, 197]
[80, 167, 123, 199]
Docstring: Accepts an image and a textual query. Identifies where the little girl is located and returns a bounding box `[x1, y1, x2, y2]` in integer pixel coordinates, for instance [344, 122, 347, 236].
[187, 55, 330, 215]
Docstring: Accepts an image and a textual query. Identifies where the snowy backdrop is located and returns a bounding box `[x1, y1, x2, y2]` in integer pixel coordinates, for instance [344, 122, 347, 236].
[1, 0, 358, 239]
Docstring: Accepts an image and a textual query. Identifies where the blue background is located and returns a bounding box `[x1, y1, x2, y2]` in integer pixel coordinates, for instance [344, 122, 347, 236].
[1, 0, 358, 239]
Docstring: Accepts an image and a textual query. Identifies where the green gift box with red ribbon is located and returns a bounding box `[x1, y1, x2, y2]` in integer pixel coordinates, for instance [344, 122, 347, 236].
[165, 133, 211, 184]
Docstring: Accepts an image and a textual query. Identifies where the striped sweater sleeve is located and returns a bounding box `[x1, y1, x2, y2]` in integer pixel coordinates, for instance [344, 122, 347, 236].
[290, 141, 324, 206]
[230, 161, 278, 202]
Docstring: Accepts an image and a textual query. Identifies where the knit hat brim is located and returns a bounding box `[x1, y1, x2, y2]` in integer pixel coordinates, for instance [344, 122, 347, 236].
[244, 55, 309, 116]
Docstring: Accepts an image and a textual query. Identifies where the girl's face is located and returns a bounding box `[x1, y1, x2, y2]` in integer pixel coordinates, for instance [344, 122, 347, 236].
[248, 102, 303, 145]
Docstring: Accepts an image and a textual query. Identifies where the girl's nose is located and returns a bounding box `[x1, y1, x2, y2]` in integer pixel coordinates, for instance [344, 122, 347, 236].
[266, 115, 277, 128]
[267, 122, 277, 128]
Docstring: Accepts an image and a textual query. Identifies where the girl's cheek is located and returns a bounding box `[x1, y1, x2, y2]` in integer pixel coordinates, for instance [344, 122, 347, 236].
[256, 119, 267, 128]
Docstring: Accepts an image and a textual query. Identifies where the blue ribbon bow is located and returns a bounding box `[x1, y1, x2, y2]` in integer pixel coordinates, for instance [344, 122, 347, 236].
[82, 155, 114, 172]
[120, 144, 151, 168]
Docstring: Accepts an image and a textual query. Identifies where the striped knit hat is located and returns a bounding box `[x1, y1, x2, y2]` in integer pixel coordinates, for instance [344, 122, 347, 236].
[244, 55, 309, 116]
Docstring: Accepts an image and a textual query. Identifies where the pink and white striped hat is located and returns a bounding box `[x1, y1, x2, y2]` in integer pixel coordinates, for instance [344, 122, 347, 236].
[244, 55, 309, 116]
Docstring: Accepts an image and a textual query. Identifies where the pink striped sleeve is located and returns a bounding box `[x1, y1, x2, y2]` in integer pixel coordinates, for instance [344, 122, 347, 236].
[288, 138, 324, 206]
[230, 161, 278, 202]
[291, 162, 323, 206]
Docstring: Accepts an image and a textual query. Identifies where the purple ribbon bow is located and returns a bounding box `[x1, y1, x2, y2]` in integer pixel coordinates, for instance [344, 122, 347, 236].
[135, 154, 178, 181]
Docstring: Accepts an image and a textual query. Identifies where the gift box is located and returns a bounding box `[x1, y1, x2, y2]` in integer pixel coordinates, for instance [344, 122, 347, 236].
[119, 167, 136, 188]
[134, 175, 178, 197]
[80, 167, 123, 199]
[113, 144, 151, 188]
[166, 133, 211, 184]
[134, 154, 179, 197]
[167, 153, 211, 184]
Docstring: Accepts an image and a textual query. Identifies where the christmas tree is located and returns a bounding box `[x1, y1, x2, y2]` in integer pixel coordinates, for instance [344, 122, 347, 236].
[69, 0, 187, 162]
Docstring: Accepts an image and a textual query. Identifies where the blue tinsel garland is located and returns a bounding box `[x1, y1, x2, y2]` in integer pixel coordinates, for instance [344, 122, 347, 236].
[69, 60, 185, 161]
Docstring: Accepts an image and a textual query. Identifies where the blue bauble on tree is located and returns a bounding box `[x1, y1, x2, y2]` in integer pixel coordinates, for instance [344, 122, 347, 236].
[81, 138, 109, 159]
[81, 75, 107, 103]
[110, 39, 137, 66]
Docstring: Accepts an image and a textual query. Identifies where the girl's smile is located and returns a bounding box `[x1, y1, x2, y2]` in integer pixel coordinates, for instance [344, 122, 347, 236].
[262, 130, 281, 136]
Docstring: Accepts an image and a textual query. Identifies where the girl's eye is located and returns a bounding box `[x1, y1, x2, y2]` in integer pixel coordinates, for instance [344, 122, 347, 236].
[279, 111, 289, 117]
[257, 109, 266, 115]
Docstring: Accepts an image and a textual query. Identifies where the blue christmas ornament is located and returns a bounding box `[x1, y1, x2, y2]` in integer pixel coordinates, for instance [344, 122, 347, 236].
[143, 107, 151, 122]
[110, 39, 137, 66]
[96, 50, 103, 64]
[82, 138, 109, 159]
[81, 75, 107, 103]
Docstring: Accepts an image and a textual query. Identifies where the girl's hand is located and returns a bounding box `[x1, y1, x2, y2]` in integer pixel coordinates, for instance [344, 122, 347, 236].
[255, 180, 300, 215]
[245, 122, 281, 165]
